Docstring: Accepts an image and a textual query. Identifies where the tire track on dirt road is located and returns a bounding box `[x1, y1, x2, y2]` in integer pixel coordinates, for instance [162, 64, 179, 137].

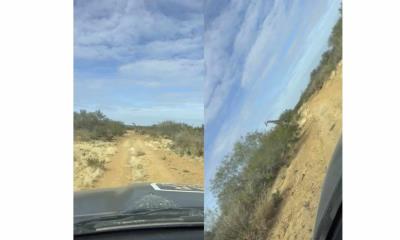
[94, 136, 132, 189]
[94, 131, 204, 189]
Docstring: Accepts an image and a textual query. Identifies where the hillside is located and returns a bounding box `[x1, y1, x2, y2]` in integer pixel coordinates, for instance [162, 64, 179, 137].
[206, 63, 342, 240]
[206, 14, 342, 240]
[265, 62, 342, 239]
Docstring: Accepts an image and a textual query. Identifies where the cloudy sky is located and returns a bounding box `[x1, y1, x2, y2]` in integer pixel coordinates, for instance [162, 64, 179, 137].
[74, 0, 204, 126]
[204, 0, 341, 209]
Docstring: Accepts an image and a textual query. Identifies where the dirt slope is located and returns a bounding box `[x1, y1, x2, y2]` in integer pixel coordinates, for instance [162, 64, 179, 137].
[266, 62, 342, 240]
[94, 130, 204, 189]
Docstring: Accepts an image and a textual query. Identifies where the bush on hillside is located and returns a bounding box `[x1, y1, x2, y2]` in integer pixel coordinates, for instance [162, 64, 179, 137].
[296, 16, 342, 110]
[208, 109, 299, 239]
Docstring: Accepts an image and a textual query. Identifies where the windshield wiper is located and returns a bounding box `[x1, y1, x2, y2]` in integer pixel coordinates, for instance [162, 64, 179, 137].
[74, 207, 203, 235]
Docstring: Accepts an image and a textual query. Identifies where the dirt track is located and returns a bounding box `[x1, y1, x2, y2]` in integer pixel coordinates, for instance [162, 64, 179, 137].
[94, 131, 204, 189]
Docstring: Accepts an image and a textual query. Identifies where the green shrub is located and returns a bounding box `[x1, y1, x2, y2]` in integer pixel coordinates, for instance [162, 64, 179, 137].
[209, 109, 299, 239]
[86, 157, 105, 170]
[74, 110, 126, 141]
[136, 150, 146, 157]
[133, 121, 204, 157]
[272, 190, 282, 208]
[296, 16, 342, 110]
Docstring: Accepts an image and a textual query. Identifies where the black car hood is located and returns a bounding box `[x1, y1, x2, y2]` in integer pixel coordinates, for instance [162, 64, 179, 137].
[74, 183, 203, 218]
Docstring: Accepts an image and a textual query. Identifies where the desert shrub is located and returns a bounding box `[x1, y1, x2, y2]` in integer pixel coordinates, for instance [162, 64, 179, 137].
[272, 190, 283, 207]
[242, 190, 284, 239]
[136, 150, 146, 157]
[209, 109, 299, 239]
[134, 121, 204, 157]
[296, 16, 342, 110]
[74, 110, 126, 141]
[208, 112, 302, 239]
[86, 157, 105, 170]
[74, 129, 92, 141]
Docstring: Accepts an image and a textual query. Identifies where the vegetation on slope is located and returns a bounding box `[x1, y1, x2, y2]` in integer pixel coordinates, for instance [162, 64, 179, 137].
[296, 14, 342, 110]
[207, 110, 300, 239]
[206, 13, 342, 240]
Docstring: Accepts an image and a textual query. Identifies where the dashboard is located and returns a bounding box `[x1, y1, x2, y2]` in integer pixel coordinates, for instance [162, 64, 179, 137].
[75, 226, 203, 240]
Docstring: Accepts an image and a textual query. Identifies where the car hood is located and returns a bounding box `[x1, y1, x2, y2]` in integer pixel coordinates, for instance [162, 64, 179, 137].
[74, 183, 204, 218]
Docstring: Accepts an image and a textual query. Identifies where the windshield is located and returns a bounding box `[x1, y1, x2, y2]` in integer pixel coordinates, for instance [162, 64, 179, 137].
[204, 1, 342, 240]
[74, 0, 204, 235]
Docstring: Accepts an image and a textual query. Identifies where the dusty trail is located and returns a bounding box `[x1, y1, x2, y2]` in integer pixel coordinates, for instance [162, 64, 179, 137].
[94, 131, 203, 189]
[94, 136, 132, 189]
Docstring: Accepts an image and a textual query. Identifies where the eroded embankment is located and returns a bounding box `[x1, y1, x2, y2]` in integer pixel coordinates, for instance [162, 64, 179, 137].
[265, 62, 342, 240]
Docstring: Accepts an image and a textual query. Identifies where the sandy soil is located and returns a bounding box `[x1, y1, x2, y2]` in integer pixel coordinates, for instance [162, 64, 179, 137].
[266, 62, 342, 240]
[74, 141, 117, 190]
[74, 131, 204, 191]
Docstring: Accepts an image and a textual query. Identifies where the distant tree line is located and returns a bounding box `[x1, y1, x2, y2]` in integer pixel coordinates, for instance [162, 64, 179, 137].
[74, 110, 204, 158]
[134, 121, 204, 157]
[74, 110, 126, 141]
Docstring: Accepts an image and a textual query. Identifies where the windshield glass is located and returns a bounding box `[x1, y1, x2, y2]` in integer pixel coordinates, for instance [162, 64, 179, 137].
[204, 1, 342, 240]
[74, 0, 204, 235]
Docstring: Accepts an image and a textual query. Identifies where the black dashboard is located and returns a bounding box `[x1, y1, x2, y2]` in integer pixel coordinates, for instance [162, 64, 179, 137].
[74, 226, 203, 240]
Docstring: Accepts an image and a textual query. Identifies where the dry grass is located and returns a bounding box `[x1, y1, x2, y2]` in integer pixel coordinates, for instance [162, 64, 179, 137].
[133, 121, 204, 157]
[135, 150, 146, 157]
[74, 140, 117, 190]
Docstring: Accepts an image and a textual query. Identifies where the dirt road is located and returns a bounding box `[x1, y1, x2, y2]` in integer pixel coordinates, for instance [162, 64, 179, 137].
[266, 62, 342, 239]
[94, 131, 204, 189]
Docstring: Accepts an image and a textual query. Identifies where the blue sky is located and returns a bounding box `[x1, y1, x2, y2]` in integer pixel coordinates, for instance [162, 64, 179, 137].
[204, 0, 341, 209]
[74, 0, 204, 126]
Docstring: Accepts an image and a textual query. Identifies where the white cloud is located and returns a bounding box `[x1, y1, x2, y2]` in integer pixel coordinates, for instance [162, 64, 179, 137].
[204, 0, 277, 124]
[74, 0, 204, 127]
[118, 58, 204, 86]
[204, 0, 339, 124]
[204, 0, 248, 124]
[74, 0, 203, 61]
[136, 37, 203, 59]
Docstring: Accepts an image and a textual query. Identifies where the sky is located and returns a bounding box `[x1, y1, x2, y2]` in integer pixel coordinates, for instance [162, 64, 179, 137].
[204, 0, 342, 209]
[74, 0, 204, 126]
